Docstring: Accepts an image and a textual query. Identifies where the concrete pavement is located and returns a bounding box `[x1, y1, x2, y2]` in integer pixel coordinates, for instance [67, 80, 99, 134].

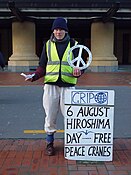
[0, 72, 131, 138]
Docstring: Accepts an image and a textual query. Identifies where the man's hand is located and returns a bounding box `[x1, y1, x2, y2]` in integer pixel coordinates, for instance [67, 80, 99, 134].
[73, 67, 81, 77]
[20, 73, 35, 81]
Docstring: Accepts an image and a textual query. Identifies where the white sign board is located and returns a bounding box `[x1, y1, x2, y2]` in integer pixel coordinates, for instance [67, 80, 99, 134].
[64, 89, 115, 161]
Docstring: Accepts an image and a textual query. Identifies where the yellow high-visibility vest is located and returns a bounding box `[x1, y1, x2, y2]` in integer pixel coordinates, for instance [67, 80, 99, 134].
[44, 40, 77, 84]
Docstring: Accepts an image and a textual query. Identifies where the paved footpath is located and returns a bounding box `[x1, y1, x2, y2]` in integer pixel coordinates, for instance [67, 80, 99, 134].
[0, 139, 131, 175]
[0, 72, 131, 86]
[0, 72, 131, 175]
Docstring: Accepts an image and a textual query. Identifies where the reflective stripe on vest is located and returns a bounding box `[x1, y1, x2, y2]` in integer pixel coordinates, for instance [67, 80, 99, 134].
[44, 40, 78, 84]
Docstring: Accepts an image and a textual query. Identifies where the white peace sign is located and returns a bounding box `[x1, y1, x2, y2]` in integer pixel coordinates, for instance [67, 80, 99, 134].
[67, 44, 92, 70]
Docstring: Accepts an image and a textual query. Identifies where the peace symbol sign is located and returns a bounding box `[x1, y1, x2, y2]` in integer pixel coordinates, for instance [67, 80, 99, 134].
[67, 45, 92, 70]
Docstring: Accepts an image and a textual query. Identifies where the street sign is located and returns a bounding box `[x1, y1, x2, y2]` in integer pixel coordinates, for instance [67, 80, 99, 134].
[64, 89, 115, 161]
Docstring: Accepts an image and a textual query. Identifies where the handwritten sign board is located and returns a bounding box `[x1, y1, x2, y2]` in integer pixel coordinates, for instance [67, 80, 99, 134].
[64, 89, 115, 161]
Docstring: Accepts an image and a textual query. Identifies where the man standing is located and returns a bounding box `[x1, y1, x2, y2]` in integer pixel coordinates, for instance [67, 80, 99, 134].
[26, 17, 85, 156]
[0, 51, 5, 70]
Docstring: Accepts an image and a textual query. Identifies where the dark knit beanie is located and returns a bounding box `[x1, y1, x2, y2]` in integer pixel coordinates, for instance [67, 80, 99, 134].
[51, 17, 68, 31]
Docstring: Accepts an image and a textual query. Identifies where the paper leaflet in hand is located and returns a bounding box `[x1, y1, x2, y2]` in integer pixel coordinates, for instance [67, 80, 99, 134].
[20, 73, 35, 80]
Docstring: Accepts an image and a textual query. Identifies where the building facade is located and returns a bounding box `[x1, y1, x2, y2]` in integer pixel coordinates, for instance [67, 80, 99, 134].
[0, 0, 131, 72]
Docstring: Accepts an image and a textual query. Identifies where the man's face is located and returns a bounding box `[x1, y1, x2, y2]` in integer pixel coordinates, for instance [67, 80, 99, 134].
[53, 28, 66, 40]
